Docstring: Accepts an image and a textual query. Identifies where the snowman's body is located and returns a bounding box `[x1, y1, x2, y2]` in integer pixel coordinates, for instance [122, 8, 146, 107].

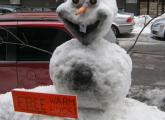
[50, 38, 132, 111]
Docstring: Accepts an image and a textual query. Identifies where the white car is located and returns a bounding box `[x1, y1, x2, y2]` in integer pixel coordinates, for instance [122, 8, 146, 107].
[151, 18, 165, 39]
[112, 13, 134, 37]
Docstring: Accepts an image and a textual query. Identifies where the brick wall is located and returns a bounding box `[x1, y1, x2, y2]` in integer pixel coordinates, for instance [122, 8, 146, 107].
[140, 1, 165, 17]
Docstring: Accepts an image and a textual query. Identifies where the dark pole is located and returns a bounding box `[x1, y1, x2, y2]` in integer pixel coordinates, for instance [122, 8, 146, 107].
[162, 0, 165, 14]
[157, 0, 159, 16]
[147, 0, 150, 15]
[137, 0, 140, 15]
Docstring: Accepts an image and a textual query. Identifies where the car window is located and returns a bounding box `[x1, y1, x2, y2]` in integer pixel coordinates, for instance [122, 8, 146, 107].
[0, 27, 17, 61]
[0, 29, 6, 60]
[17, 27, 71, 61]
[0, 43, 5, 60]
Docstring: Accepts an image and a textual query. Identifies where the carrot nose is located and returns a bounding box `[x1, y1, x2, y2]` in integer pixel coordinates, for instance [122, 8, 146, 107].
[75, 6, 88, 16]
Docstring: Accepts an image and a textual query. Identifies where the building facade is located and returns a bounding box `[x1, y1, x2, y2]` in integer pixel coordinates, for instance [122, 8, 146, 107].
[1, 0, 164, 16]
[117, 0, 165, 16]
[117, 0, 140, 15]
[0, 0, 56, 7]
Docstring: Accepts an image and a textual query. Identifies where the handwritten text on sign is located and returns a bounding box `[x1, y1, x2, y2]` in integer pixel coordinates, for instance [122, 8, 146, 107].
[12, 90, 78, 119]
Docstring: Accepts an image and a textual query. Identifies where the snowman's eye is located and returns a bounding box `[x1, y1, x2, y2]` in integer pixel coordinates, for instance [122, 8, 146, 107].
[72, 0, 79, 4]
[90, 0, 97, 5]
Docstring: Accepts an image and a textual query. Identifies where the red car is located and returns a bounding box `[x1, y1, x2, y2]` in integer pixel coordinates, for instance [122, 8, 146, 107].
[0, 12, 72, 93]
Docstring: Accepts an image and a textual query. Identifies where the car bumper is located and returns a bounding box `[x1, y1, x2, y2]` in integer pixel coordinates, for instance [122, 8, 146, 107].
[118, 24, 134, 34]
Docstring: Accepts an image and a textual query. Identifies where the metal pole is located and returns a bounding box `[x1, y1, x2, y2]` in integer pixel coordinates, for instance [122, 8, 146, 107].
[162, 0, 165, 14]
[157, 0, 159, 16]
[147, 0, 150, 15]
[137, 0, 140, 15]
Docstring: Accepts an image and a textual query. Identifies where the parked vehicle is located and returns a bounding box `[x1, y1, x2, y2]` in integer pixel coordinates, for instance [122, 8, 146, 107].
[112, 13, 134, 37]
[151, 18, 165, 39]
[0, 12, 72, 93]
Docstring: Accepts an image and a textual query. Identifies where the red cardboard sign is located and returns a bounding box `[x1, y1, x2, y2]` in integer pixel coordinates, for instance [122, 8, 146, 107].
[12, 90, 78, 119]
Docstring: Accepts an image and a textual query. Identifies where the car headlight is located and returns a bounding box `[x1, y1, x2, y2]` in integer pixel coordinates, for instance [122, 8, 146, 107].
[151, 23, 165, 32]
[159, 24, 165, 28]
[159, 24, 165, 32]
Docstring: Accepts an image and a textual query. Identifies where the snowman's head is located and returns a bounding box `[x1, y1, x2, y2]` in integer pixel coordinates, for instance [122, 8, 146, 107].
[56, 0, 118, 45]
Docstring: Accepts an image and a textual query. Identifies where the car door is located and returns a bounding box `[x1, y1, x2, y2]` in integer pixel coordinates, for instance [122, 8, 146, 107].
[0, 27, 18, 93]
[16, 26, 71, 89]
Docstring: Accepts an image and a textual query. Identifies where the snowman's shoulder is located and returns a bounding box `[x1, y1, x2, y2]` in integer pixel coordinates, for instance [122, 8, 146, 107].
[108, 42, 127, 53]
[53, 39, 79, 52]
[119, 98, 165, 120]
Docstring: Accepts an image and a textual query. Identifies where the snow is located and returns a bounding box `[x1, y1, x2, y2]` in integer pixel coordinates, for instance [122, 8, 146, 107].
[132, 15, 152, 34]
[0, 86, 62, 120]
[128, 85, 165, 111]
[50, 38, 132, 110]
[0, 86, 165, 120]
[132, 14, 165, 35]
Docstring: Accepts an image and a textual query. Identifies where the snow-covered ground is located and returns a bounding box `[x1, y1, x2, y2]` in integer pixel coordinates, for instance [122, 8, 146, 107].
[128, 86, 165, 111]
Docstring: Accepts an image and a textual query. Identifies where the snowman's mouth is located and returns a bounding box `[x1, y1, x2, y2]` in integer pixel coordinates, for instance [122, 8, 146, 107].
[64, 19, 100, 36]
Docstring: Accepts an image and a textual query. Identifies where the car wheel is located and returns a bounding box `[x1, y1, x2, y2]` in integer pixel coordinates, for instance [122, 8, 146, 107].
[111, 25, 120, 37]
[164, 31, 165, 40]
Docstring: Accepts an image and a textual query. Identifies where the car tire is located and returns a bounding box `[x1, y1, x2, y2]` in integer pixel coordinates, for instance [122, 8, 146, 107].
[111, 25, 120, 37]
[164, 31, 165, 40]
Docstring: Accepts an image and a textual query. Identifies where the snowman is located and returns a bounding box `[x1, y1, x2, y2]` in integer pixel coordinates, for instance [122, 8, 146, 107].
[0, 0, 165, 120]
[49, 0, 165, 120]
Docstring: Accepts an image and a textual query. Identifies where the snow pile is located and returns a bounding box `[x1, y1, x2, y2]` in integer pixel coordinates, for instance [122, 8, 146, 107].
[0, 86, 165, 120]
[132, 14, 165, 35]
[132, 15, 152, 34]
[128, 85, 165, 111]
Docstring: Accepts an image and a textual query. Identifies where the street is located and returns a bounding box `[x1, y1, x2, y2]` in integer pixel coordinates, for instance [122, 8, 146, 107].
[118, 33, 165, 111]
[118, 33, 165, 87]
